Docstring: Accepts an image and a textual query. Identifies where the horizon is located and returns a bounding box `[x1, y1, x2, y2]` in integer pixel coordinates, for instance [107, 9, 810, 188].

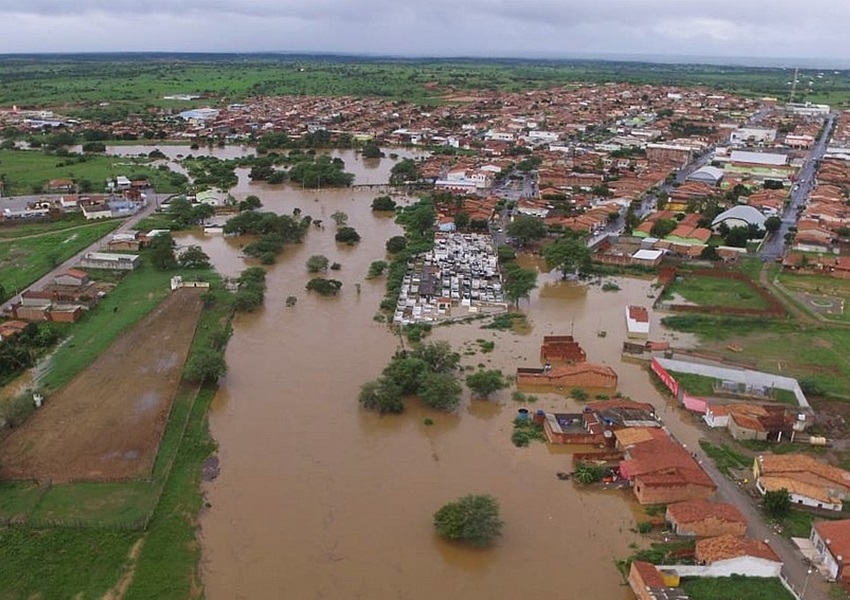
[1, 50, 848, 72]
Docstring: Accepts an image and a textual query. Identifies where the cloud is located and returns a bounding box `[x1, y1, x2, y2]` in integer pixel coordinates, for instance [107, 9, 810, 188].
[0, 0, 849, 64]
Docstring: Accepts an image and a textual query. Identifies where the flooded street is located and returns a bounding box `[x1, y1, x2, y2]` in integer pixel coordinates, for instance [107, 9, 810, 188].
[167, 150, 685, 600]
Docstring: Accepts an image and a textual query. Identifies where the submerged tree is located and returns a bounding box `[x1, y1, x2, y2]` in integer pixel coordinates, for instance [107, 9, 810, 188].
[433, 494, 503, 547]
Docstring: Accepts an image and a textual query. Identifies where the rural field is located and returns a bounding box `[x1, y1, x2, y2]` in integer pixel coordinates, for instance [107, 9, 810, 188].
[2, 56, 850, 119]
[0, 287, 204, 482]
[0, 219, 122, 300]
[664, 271, 769, 310]
[0, 148, 185, 196]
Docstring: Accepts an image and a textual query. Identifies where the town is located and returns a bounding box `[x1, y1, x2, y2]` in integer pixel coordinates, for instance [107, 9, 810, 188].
[2, 58, 850, 600]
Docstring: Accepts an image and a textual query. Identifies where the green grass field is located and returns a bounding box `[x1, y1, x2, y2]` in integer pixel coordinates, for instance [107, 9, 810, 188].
[0, 148, 183, 196]
[681, 575, 794, 600]
[662, 314, 850, 399]
[3, 56, 850, 119]
[669, 371, 717, 396]
[698, 440, 751, 477]
[665, 274, 769, 310]
[0, 219, 121, 298]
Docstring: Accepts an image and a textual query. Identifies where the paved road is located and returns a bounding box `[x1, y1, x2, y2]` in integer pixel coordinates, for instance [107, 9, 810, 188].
[1, 192, 166, 314]
[760, 114, 836, 261]
[657, 402, 829, 599]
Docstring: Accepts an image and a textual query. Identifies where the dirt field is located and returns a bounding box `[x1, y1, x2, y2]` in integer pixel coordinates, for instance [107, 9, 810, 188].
[0, 288, 204, 483]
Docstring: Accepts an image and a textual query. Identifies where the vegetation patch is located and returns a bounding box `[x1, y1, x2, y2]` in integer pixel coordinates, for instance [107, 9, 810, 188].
[511, 417, 546, 447]
[681, 575, 794, 600]
[698, 440, 750, 477]
[0, 219, 121, 302]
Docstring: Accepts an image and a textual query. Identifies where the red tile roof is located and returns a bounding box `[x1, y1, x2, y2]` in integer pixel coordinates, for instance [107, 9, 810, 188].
[666, 500, 746, 526]
[695, 535, 780, 564]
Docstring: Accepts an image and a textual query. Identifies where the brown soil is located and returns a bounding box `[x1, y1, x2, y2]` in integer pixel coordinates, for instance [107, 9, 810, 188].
[0, 288, 204, 483]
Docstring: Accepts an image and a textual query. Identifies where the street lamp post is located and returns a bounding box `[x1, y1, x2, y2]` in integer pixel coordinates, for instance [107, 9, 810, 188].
[801, 567, 813, 599]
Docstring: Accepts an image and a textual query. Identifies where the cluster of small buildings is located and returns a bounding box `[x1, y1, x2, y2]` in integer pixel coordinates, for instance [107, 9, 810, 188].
[3, 268, 112, 323]
[516, 335, 618, 393]
[0, 178, 149, 225]
[392, 232, 507, 324]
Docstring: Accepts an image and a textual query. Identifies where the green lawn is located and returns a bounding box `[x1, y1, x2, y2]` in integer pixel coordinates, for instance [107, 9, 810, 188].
[0, 219, 121, 298]
[669, 371, 717, 396]
[0, 148, 184, 195]
[681, 576, 794, 600]
[29, 482, 158, 529]
[0, 481, 48, 523]
[665, 274, 768, 310]
[0, 214, 91, 240]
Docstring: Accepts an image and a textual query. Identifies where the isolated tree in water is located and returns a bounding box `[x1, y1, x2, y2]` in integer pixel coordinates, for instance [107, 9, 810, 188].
[433, 494, 503, 547]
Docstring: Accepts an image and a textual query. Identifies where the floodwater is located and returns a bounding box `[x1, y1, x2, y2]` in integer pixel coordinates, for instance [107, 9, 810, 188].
[164, 151, 691, 600]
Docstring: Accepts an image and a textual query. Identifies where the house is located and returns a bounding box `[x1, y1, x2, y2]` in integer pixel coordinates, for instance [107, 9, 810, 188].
[726, 404, 795, 442]
[626, 305, 650, 338]
[539, 335, 586, 364]
[694, 535, 782, 577]
[810, 519, 850, 583]
[53, 269, 90, 287]
[631, 248, 665, 268]
[45, 178, 75, 193]
[108, 233, 141, 251]
[516, 363, 618, 392]
[665, 501, 747, 538]
[628, 561, 689, 600]
[78, 252, 140, 271]
[703, 404, 729, 429]
[620, 433, 716, 505]
[754, 454, 850, 512]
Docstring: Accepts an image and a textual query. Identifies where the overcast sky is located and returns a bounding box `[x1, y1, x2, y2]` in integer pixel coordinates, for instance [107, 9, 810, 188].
[3, 1, 850, 67]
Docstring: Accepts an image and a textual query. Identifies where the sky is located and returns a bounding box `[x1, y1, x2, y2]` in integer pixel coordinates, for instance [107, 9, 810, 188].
[3, 1, 850, 67]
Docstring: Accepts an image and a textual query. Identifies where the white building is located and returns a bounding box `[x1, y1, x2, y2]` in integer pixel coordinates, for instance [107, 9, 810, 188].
[625, 305, 650, 338]
[810, 520, 850, 581]
[729, 127, 777, 146]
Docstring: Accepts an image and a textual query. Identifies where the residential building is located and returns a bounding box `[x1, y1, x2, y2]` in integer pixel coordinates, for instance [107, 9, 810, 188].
[810, 519, 850, 583]
[754, 454, 850, 512]
[626, 305, 650, 338]
[619, 431, 716, 505]
[665, 501, 747, 538]
[78, 252, 140, 271]
[628, 561, 689, 600]
[693, 535, 782, 577]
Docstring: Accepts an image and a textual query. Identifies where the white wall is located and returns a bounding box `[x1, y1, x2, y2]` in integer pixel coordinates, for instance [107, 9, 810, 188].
[660, 557, 782, 578]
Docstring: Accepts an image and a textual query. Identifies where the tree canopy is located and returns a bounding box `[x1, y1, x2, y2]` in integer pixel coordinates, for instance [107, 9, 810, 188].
[502, 263, 537, 307]
[433, 494, 503, 547]
[335, 226, 361, 244]
[542, 236, 591, 279]
[358, 377, 404, 414]
[465, 369, 508, 398]
[507, 215, 546, 247]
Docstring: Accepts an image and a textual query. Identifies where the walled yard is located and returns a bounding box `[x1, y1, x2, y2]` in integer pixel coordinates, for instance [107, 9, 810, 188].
[0, 287, 204, 483]
[393, 232, 508, 324]
[664, 273, 769, 310]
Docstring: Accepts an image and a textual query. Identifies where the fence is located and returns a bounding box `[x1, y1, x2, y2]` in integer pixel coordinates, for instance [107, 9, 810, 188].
[653, 267, 786, 318]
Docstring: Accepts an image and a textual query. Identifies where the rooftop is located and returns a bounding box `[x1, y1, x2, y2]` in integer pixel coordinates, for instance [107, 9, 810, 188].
[666, 500, 746, 525]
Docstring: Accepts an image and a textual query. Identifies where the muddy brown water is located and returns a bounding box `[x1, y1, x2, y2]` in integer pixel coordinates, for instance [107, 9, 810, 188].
[163, 152, 695, 599]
